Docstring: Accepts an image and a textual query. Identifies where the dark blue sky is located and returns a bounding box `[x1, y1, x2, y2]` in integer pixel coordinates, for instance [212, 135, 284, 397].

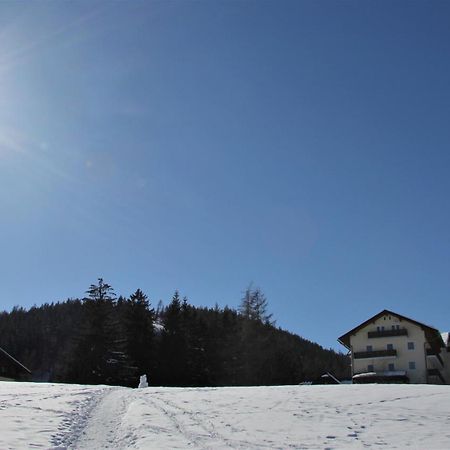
[1, 1, 449, 349]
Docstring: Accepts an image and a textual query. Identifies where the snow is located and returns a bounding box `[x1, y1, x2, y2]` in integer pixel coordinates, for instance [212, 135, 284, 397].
[138, 375, 148, 389]
[353, 370, 406, 378]
[0, 382, 107, 449]
[153, 322, 164, 334]
[1, 382, 450, 449]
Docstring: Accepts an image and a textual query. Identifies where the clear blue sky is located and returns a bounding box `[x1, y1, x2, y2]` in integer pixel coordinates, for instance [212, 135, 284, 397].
[1, 1, 449, 350]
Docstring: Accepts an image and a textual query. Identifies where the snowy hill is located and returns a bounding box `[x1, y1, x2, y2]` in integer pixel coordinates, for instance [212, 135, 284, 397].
[1, 382, 450, 449]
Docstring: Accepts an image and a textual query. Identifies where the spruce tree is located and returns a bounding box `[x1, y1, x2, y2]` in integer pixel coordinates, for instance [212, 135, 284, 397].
[158, 291, 188, 385]
[68, 279, 135, 385]
[122, 289, 155, 380]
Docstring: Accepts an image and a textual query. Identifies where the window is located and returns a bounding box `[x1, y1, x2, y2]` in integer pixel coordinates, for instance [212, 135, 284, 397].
[388, 363, 395, 371]
[368, 364, 374, 372]
[381, 326, 385, 331]
[409, 361, 416, 370]
[408, 342, 415, 350]
[366, 345, 373, 352]
[387, 344, 393, 350]
[377, 326, 380, 331]
[391, 325, 395, 330]
[396, 325, 400, 330]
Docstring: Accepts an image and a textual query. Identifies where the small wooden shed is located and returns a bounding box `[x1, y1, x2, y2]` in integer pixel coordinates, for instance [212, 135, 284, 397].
[0, 346, 32, 381]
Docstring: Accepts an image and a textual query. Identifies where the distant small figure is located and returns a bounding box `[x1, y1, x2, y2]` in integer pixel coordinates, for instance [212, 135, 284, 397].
[138, 374, 148, 388]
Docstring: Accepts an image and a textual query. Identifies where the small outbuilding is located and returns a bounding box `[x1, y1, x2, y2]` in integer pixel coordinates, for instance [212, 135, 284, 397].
[311, 372, 341, 385]
[0, 346, 32, 381]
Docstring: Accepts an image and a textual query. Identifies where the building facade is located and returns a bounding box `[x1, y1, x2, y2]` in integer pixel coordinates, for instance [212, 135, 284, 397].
[338, 310, 449, 384]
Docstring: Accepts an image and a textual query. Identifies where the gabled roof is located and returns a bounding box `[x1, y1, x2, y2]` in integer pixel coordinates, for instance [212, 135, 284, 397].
[338, 309, 445, 352]
[0, 346, 31, 375]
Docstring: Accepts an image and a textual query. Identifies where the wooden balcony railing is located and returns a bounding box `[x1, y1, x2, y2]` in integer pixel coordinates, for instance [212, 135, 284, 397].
[426, 349, 444, 367]
[427, 368, 446, 384]
[368, 329, 408, 338]
[354, 349, 397, 359]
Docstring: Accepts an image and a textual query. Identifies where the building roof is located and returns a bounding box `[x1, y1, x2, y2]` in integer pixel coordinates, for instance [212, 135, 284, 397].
[338, 309, 445, 352]
[0, 346, 31, 375]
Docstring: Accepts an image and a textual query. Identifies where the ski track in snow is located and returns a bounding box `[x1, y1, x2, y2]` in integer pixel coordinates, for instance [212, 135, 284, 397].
[72, 388, 137, 449]
[1, 382, 450, 449]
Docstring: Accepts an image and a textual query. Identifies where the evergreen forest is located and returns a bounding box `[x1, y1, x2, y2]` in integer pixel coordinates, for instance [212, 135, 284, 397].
[0, 279, 350, 386]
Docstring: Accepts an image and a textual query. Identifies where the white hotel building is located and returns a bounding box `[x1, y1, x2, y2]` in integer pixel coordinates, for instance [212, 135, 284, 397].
[338, 310, 450, 384]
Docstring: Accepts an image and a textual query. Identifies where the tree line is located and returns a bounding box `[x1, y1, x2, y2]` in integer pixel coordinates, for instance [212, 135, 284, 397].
[0, 279, 349, 386]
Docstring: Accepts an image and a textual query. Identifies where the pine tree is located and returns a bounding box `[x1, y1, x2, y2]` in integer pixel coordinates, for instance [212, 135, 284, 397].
[121, 289, 155, 380]
[85, 278, 116, 303]
[67, 279, 135, 385]
[0, 283, 350, 386]
[158, 291, 188, 385]
[239, 285, 274, 325]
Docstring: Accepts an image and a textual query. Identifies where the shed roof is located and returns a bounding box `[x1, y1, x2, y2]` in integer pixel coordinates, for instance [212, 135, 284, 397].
[0, 346, 31, 375]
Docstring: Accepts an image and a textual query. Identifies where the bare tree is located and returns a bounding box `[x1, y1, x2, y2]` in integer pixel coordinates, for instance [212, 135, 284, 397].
[239, 285, 275, 325]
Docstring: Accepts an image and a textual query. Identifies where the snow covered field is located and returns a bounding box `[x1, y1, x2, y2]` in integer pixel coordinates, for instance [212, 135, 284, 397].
[1, 382, 450, 449]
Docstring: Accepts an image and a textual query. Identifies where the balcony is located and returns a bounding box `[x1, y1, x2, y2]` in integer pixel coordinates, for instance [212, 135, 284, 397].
[427, 368, 446, 384]
[354, 349, 397, 359]
[368, 329, 408, 339]
[426, 349, 444, 368]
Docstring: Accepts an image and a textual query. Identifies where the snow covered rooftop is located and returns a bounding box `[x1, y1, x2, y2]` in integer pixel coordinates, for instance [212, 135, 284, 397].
[353, 370, 407, 379]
